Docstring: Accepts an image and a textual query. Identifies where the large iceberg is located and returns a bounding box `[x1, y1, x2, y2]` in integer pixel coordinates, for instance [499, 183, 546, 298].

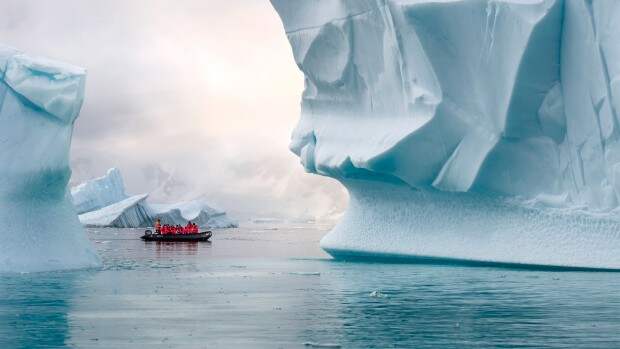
[0, 45, 99, 273]
[72, 168, 238, 229]
[272, 0, 620, 269]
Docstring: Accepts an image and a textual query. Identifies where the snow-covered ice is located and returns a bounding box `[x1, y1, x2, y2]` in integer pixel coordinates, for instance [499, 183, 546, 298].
[0, 45, 99, 273]
[272, 0, 620, 268]
[73, 168, 238, 229]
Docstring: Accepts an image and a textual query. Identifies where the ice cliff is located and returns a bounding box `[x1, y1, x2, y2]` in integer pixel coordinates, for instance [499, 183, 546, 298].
[272, 0, 620, 269]
[72, 168, 238, 229]
[0, 46, 99, 273]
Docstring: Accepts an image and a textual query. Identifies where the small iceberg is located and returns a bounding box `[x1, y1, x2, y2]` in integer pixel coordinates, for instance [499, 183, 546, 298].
[369, 290, 388, 298]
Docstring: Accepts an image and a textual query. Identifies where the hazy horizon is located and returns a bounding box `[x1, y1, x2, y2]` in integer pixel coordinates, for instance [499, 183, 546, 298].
[0, 0, 348, 221]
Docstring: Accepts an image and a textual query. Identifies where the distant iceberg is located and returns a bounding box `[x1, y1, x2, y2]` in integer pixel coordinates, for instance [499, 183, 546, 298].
[149, 200, 237, 228]
[272, 0, 620, 269]
[0, 45, 99, 273]
[72, 168, 238, 229]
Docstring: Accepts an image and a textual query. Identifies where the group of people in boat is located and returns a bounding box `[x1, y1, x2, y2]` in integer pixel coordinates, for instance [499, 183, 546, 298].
[154, 218, 200, 235]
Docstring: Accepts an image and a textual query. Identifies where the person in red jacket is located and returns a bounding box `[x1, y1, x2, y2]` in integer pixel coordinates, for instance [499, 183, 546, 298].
[192, 223, 199, 234]
[154, 218, 161, 234]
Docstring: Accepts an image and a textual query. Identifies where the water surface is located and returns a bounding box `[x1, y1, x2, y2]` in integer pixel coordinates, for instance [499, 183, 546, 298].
[2, 223, 620, 348]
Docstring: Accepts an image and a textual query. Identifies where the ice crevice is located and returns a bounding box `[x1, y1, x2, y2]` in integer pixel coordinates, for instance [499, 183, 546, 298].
[284, 9, 378, 35]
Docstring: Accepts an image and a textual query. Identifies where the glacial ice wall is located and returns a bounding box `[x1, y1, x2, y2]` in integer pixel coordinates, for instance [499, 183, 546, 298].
[0, 45, 99, 273]
[272, 0, 620, 268]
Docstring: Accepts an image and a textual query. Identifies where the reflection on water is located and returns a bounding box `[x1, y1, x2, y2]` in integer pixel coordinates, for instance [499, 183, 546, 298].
[1, 224, 620, 348]
[152, 241, 204, 256]
[0, 271, 78, 348]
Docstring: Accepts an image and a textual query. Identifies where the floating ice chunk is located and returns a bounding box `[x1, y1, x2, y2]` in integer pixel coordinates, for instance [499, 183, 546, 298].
[369, 290, 387, 298]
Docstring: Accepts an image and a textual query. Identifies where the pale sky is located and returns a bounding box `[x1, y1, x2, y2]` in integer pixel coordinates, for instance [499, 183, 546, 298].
[0, 0, 348, 221]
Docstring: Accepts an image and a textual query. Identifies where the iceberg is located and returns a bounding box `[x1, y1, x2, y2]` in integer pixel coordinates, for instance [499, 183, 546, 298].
[0, 45, 99, 273]
[272, 0, 620, 269]
[78, 194, 150, 228]
[72, 168, 238, 229]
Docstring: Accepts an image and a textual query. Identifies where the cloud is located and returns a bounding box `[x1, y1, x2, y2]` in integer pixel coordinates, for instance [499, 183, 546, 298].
[0, 0, 348, 221]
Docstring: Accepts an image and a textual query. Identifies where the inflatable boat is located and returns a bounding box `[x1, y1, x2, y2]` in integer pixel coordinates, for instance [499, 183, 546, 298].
[140, 230, 212, 242]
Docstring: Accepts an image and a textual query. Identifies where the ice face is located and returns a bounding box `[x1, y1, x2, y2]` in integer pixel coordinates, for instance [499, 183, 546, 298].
[272, 0, 620, 268]
[273, 0, 565, 194]
[0, 45, 99, 273]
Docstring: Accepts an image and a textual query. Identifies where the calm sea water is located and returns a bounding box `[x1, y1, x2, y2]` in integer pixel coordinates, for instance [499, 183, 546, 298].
[2, 223, 620, 348]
